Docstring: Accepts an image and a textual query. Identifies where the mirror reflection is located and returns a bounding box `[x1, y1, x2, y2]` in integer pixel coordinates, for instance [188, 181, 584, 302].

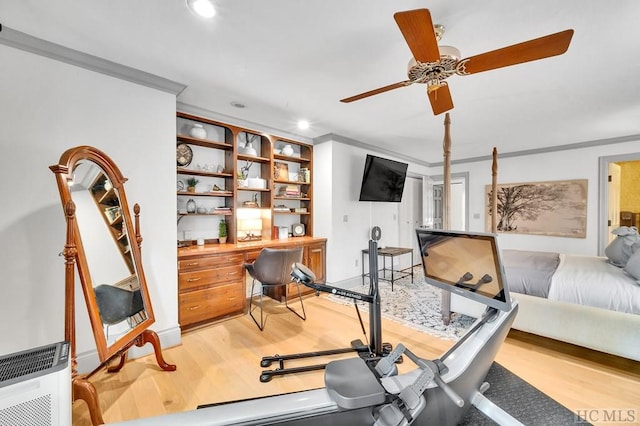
[70, 160, 147, 344]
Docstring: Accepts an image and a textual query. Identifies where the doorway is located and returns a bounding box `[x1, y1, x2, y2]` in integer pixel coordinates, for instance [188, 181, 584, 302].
[425, 172, 469, 232]
[598, 153, 640, 255]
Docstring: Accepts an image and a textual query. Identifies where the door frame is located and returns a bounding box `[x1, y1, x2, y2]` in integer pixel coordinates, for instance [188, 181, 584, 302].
[398, 176, 423, 268]
[598, 152, 640, 255]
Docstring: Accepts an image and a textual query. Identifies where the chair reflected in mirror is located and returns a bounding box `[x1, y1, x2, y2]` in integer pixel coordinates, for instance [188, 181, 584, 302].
[246, 247, 305, 330]
[94, 284, 145, 341]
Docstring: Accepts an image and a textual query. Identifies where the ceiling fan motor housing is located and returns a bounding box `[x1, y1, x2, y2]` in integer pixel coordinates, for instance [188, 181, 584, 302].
[407, 45, 461, 90]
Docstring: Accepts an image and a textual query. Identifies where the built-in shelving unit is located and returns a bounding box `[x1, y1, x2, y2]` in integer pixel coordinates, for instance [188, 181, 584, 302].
[175, 113, 321, 329]
[176, 112, 314, 244]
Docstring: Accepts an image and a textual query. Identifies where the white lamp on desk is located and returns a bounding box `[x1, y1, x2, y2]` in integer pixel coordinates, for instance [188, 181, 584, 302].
[237, 208, 263, 241]
[238, 218, 262, 241]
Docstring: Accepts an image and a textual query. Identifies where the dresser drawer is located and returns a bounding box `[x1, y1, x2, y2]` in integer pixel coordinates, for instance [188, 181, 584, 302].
[178, 253, 244, 271]
[179, 264, 244, 291]
[179, 283, 244, 326]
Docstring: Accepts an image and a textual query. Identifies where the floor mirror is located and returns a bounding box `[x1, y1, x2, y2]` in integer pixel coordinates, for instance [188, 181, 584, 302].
[50, 146, 176, 425]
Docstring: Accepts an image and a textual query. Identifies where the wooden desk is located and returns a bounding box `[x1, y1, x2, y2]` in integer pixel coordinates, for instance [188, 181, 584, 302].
[177, 237, 326, 330]
[361, 246, 413, 291]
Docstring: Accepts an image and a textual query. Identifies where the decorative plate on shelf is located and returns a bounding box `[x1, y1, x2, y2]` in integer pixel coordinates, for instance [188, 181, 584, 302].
[176, 143, 193, 167]
[177, 180, 185, 191]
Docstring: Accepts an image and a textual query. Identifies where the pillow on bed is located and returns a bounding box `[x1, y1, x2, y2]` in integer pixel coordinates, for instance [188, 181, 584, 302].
[605, 226, 640, 267]
[624, 247, 640, 283]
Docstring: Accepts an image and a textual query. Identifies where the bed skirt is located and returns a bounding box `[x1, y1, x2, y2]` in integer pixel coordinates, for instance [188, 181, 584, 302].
[450, 293, 640, 362]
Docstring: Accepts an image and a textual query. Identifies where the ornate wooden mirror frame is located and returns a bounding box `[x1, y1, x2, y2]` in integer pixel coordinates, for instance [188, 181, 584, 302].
[50, 146, 175, 425]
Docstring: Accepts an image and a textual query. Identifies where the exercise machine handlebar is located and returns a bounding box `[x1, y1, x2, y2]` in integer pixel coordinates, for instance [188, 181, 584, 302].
[291, 262, 375, 304]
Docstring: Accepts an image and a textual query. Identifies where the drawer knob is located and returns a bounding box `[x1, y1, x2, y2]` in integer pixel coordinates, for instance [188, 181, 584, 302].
[187, 306, 200, 310]
[186, 262, 199, 266]
[187, 277, 201, 282]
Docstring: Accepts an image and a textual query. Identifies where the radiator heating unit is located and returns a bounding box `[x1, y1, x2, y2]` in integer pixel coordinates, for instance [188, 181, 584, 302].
[0, 341, 71, 425]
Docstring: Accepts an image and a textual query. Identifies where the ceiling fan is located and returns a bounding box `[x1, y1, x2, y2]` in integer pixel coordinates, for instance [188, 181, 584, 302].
[340, 8, 574, 115]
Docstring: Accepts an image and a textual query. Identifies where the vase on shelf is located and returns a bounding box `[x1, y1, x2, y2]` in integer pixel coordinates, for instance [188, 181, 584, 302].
[189, 123, 207, 139]
[243, 140, 257, 156]
[282, 144, 294, 156]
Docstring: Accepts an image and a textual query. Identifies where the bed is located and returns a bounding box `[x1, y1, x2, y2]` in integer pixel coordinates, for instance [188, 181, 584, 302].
[450, 249, 640, 361]
[436, 113, 640, 361]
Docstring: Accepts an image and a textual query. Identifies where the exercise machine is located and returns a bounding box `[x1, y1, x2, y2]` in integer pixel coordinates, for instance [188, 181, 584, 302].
[113, 229, 524, 426]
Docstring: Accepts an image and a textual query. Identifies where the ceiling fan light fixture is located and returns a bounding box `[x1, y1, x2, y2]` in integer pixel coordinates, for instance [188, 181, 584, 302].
[186, 0, 216, 19]
[427, 80, 445, 94]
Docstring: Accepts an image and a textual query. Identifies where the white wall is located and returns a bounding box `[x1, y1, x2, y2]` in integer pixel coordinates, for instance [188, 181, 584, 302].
[0, 45, 179, 365]
[316, 137, 640, 285]
[315, 140, 430, 283]
[441, 140, 640, 255]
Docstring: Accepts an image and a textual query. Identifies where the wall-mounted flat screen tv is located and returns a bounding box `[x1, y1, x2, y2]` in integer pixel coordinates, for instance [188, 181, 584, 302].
[358, 154, 408, 202]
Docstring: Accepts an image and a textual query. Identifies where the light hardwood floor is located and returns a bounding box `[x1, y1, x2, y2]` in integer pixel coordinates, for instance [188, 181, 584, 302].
[73, 295, 640, 425]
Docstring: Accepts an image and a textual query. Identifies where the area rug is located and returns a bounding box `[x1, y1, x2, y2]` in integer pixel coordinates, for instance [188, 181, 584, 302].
[327, 266, 476, 340]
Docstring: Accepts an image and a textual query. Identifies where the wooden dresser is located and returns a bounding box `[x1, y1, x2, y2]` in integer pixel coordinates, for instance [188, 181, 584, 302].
[177, 237, 326, 330]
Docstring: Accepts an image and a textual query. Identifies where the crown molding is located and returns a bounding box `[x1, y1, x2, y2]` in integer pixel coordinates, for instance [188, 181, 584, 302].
[0, 24, 186, 95]
[316, 132, 640, 168]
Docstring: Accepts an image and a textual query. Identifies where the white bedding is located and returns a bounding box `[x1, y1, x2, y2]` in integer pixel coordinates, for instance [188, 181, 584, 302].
[548, 254, 640, 314]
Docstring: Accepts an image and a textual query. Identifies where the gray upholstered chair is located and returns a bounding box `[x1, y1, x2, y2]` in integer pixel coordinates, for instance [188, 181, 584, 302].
[245, 247, 305, 331]
[94, 284, 144, 325]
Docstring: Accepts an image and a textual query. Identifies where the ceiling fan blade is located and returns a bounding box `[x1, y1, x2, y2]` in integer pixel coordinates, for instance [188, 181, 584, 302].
[340, 80, 412, 103]
[428, 84, 454, 115]
[457, 29, 574, 75]
[394, 9, 440, 63]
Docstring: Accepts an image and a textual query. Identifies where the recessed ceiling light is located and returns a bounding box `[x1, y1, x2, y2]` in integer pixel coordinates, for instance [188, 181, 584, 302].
[297, 120, 310, 130]
[186, 0, 216, 18]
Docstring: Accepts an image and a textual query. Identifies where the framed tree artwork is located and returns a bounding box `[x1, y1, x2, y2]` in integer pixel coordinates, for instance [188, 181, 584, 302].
[485, 179, 588, 238]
